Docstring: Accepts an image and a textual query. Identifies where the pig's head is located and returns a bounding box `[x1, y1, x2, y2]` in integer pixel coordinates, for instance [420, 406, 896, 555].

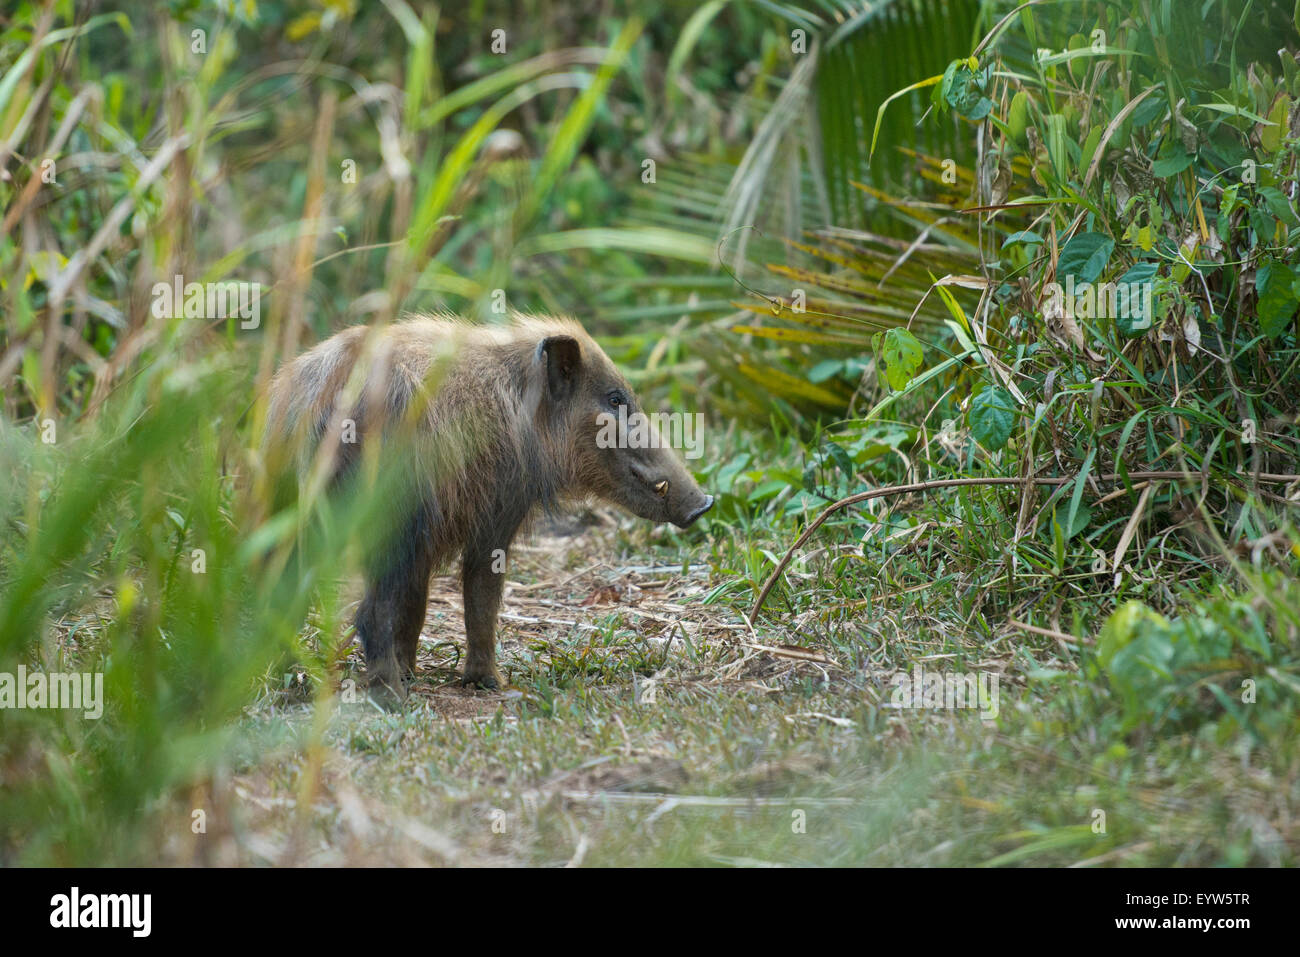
[531, 332, 713, 528]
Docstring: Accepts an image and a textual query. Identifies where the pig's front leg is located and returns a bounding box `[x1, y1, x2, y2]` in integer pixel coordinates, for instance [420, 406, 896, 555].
[461, 544, 507, 689]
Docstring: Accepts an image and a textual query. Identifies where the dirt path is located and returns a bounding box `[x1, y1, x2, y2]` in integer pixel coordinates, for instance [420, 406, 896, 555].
[351, 510, 743, 717]
[171, 515, 861, 866]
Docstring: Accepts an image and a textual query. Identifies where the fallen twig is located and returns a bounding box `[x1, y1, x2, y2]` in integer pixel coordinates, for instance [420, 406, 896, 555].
[1008, 619, 1091, 647]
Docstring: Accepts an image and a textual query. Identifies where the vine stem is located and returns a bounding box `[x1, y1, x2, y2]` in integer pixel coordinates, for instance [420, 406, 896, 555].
[749, 471, 1300, 620]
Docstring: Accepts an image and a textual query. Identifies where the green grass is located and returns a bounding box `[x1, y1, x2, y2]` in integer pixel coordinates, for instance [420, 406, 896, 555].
[8, 398, 1289, 867]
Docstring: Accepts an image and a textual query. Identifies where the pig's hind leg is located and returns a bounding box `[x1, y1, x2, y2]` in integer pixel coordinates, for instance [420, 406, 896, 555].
[355, 502, 435, 706]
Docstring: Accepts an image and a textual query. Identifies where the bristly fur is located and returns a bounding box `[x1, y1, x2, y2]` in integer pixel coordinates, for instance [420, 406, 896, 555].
[265, 312, 593, 552]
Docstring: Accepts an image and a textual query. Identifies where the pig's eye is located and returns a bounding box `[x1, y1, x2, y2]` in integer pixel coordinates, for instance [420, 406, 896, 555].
[605, 390, 628, 409]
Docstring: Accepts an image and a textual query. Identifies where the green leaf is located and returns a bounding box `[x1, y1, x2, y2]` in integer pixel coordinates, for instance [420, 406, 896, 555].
[1042, 114, 1071, 179]
[969, 386, 1017, 451]
[826, 441, 855, 477]
[1131, 96, 1165, 127]
[665, 1, 730, 109]
[1064, 504, 1092, 538]
[1118, 261, 1158, 284]
[516, 19, 643, 233]
[1259, 186, 1300, 228]
[1261, 95, 1290, 152]
[1257, 259, 1299, 338]
[518, 227, 717, 263]
[0, 13, 131, 120]
[938, 58, 992, 119]
[808, 359, 844, 383]
[1115, 261, 1157, 335]
[870, 73, 944, 160]
[1007, 90, 1030, 145]
[1002, 230, 1044, 248]
[1097, 601, 1171, 670]
[1151, 151, 1194, 178]
[878, 327, 924, 390]
[1057, 232, 1114, 285]
[1249, 206, 1278, 239]
[1065, 446, 1096, 542]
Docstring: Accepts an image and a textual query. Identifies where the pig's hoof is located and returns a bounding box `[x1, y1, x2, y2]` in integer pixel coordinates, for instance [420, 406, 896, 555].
[366, 674, 407, 710]
[461, 669, 502, 691]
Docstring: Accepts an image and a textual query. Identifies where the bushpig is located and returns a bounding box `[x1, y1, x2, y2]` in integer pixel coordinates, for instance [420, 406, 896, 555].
[263, 314, 713, 703]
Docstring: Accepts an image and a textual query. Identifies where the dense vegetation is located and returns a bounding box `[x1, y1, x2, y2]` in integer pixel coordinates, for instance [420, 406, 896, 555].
[1, 0, 1297, 865]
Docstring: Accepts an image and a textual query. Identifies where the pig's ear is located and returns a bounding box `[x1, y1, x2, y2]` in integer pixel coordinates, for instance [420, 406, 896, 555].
[535, 335, 581, 402]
